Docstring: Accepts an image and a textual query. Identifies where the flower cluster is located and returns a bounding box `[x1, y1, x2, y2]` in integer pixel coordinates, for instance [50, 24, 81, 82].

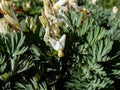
[40, 0, 89, 58]
[112, 6, 118, 14]
[0, 0, 27, 34]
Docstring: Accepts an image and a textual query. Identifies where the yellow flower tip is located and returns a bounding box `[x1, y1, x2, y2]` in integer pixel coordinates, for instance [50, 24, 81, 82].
[45, 41, 49, 45]
[57, 50, 64, 58]
[42, 23, 46, 28]
[15, 23, 20, 29]
[44, 38, 49, 44]
[79, 8, 89, 13]
[85, 9, 89, 13]
[54, 4, 60, 11]
[39, 15, 47, 27]
[57, 32, 60, 36]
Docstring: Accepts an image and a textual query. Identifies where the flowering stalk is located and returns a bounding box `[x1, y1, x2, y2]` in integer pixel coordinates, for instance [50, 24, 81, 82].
[0, 18, 8, 34]
[40, 0, 89, 57]
[53, 0, 67, 10]
[44, 25, 50, 44]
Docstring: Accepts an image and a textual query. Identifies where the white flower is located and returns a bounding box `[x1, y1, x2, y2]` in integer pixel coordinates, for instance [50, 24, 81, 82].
[53, 0, 67, 10]
[0, 18, 8, 34]
[49, 34, 66, 57]
[4, 14, 27, 31]
[19, 20, 27, 31]
[25, 2, 31, 9]
[112, 6, 118, 14]
[0, 0, 27, 32]
[39, 13, 48, 27]
[4, 9, 27, 32]
[43, 0, 52, 15]
[70, 2, 79, 10]
[4, 14, 19, 27]
[91, 0, 97, 5]
[4, 4, 19, 25]
[69, 0, 77, 5]
[44, 26, 50, 44]
[53, 0, 77, 11]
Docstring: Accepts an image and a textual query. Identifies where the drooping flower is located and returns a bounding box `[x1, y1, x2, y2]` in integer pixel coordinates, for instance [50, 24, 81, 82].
[43, 0, 53, 15]
[0, 18, 8, 34]
[44, 26, 50, 44]
[53, 0, 67, 11]
[0, 0, 27, 32]
[4, 14, 27, 32]
[112, 6, 118, 14]
[0, 0, 19, 27]
[4, 13, 19, 28]
[19, 20, 28, 32]
[39, 13, 48, 27]
[90, 0, 97, 5]
[49, 34, 66, 57]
